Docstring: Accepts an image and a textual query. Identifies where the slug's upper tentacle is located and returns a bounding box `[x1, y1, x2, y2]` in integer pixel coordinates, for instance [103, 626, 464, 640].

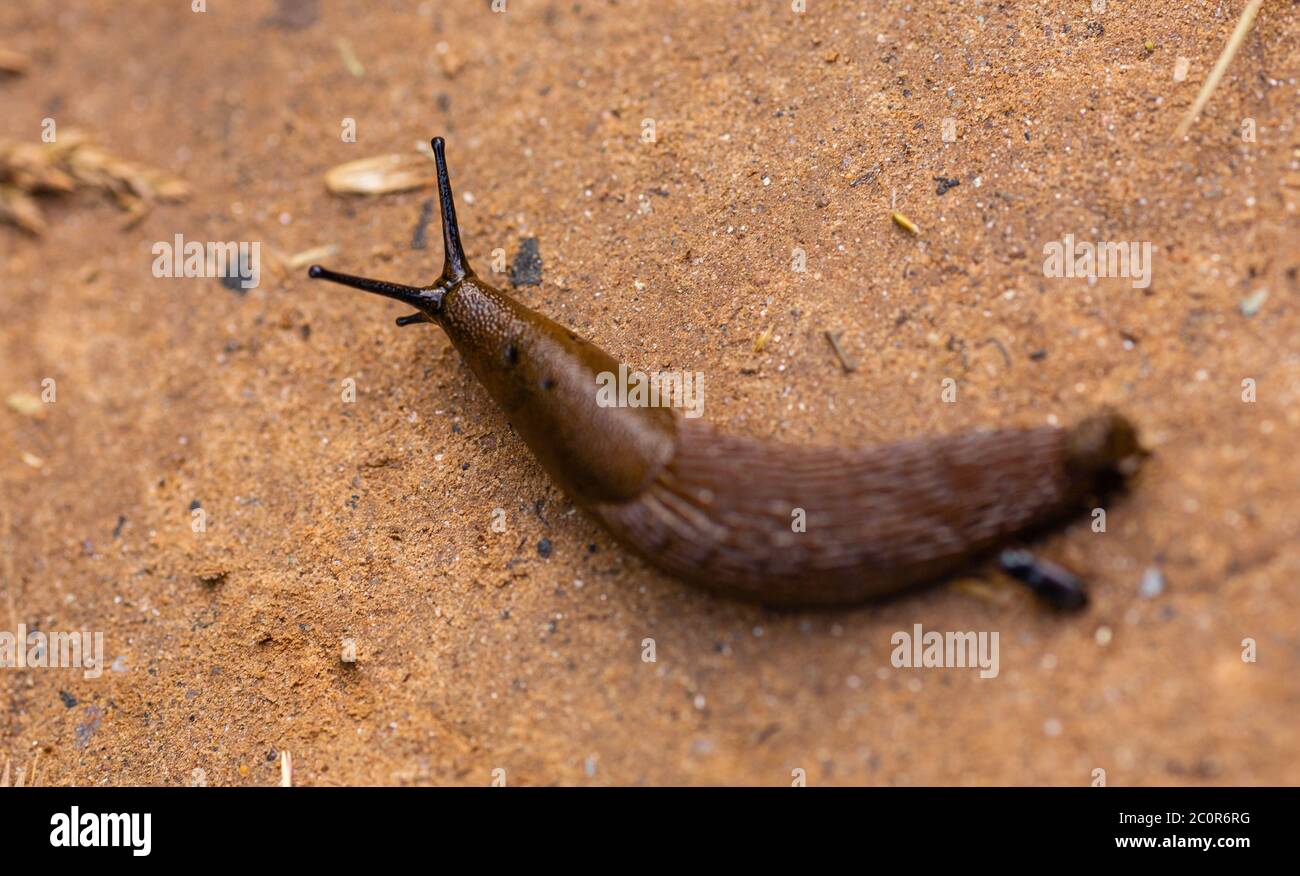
[430, 136, 468, 282]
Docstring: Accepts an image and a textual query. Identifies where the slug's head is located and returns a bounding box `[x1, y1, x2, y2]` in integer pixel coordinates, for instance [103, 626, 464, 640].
[307, 136, 472, 328]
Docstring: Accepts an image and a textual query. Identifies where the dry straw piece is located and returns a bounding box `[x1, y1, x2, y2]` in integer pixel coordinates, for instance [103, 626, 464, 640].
[1, 753, 41, 787]
[1174, 0, 1266, 139]
[0, 48, 30, 75]
[0, 184, 46, 234]
[891, 209, 920, 235]
[0, 128, 191, 233]
[281, 244, 338, 270]
[324, 152, 438, 196]
[335, 37, 365, 78]
[279, 750, 294, 787]
[5, 392, 45, 418]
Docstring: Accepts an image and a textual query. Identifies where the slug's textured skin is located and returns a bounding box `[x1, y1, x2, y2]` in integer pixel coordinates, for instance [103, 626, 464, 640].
[310, 138, 1143, 607]
[594, 414, 1134, 605]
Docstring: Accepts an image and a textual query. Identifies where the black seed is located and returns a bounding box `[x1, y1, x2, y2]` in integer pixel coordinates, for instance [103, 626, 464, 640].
[999, 549, 1087, 611]
[537, 538, 553, 558]
[59, 690, 78, 708]
[933, 176, 960, 196]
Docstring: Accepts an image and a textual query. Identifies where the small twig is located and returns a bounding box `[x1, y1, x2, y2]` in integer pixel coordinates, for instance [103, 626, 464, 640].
[824, 331, 857, 372]
[1174, 0, 1266, 139]
[979, 337, 1012, 369]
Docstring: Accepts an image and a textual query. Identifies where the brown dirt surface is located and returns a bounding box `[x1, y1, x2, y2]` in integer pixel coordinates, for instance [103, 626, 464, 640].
[2, 0, 1298, 786]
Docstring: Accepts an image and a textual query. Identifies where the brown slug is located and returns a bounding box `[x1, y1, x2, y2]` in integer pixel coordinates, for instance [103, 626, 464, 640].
[308, 137, 1144, 607]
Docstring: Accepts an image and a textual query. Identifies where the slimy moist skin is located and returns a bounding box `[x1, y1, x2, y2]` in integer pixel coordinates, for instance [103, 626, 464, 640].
[308, 138, 1144, 607]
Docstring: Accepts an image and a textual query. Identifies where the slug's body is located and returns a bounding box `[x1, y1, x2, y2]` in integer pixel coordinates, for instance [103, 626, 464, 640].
[310, 138, 1143, 607]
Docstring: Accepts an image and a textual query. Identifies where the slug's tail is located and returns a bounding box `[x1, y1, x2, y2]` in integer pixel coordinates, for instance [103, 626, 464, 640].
[595, 416, 1146, 607]
[306, 135, 472, 325]
[1064, 409, 1148, 481]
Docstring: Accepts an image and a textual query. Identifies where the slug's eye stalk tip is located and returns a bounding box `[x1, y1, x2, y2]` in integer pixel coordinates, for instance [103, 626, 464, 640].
[307, 264, 324, 278]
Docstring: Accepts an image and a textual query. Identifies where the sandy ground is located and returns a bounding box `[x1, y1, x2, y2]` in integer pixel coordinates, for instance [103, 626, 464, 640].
[1, 0, 1298, 786]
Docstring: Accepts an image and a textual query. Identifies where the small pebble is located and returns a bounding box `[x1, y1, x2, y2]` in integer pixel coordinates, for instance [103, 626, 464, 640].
[1239, 288, 1268, 317]
[1138, 566, 1165, 599]
[933, 176, 960, 195]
